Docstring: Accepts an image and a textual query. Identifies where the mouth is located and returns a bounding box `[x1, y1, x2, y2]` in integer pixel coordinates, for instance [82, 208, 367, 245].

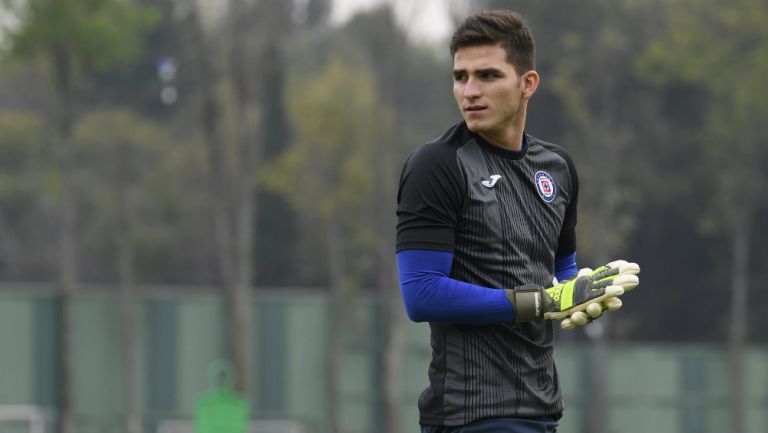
[464, 105, 487, 113]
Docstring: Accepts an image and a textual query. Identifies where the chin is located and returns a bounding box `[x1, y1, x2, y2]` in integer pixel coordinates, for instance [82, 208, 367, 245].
[463, 118, 479, 129]
[465, 120, 488, 133]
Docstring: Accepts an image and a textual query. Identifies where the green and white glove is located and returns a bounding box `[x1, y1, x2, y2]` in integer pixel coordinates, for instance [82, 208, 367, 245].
[559, 262, 640, 329]
[559, 293, 624, 330]
[506, 260, 640, 326]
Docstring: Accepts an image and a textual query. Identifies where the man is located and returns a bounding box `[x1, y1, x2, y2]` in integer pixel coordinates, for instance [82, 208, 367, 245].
[395, 10, 640, 433]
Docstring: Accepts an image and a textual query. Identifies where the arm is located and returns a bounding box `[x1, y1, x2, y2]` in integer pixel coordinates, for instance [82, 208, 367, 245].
[555, 252, 578, 282]
[397, 249, 515, 325]
[398, 249, 639, 326]
[395, 140, 638, 327]
[397, 141, 511, 325]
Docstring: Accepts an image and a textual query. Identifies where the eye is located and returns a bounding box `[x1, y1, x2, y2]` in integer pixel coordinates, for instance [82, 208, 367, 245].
[453, 72, 468, 82]
[479, 71, 500, 80]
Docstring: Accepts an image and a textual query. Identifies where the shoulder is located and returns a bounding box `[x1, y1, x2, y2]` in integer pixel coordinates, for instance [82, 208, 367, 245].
[526, 134, 578, 180]
[402, 122, 472, 177]
[527, 135, 575, 167]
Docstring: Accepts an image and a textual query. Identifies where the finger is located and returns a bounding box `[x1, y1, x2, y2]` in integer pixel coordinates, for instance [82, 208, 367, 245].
[577, 267, 593, 278]
[606, 260, 640, 276]
[604, 297, 622, 311]
[561, 318, 575, 330]
[586, 302, 603, 318]
[617, 261, 640, 275]
[591, 262, 622, 280]
[545, 286, 621, 320]
[570, 311, 589, 325]
[609, 275, 639, 291]
[605, 260, 628, 269]
[604, 285, 624, 297]
[593, 261, 640, 281]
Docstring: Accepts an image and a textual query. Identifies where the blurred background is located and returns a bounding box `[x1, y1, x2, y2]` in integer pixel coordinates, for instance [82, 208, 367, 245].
[0, 0, 767, 432]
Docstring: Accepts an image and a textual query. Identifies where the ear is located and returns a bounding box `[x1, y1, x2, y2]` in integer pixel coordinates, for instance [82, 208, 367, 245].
[521, 70, 540, 99]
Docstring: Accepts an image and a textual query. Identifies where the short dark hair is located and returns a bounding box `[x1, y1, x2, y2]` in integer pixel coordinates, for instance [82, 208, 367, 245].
[450, 10, 536, 75]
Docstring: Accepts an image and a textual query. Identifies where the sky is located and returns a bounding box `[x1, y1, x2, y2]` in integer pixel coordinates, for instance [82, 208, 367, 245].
[0, 4, 19, 50]
[330, 0, 462, 47]
[0, 0, 463, 51]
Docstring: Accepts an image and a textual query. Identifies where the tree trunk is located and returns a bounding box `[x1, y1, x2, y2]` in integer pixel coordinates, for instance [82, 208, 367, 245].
[227, 0, 264, 394]
[728, 209, 750, 433]
[326, 218, 345, 433]
[373, 134, 403, 433]
[118, 215, 141, 433]
[116, 143, 141, 433]
[586, 321, 608, 433]
[229, 166, 254, 396]
[382, 276, 405, 433]
[56, 140, 75, 433]
[585, 46, 628, 431]
[586, 168, 613, 433]
[373, 10, 407, 431]
[56, 287, 74, 433]
[51, 46, 76, 433]
[184, 3, 244, 395]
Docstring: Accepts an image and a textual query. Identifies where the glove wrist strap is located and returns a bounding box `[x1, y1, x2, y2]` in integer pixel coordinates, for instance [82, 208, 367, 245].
[507, 284, 544, 324]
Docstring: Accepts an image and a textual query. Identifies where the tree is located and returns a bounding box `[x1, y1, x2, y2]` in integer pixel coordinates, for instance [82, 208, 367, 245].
[73, 109, 176, 433]
[2, 2, 158, 432]
[638, 1, 768, 430]
[177, 0, 295, 396]
[80, 0, 188, 118]
[261, 58, 388, 433]
[0, 112, 54, 281]
[177, 0, 249, 395]
[342, 7, 449, 430]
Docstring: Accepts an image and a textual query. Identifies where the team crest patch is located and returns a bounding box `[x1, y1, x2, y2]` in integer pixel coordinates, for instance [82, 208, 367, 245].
[535, 171, 557, 202]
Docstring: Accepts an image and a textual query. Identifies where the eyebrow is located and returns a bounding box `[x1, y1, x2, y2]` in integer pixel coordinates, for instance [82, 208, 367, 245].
[452, 67, 504, 76]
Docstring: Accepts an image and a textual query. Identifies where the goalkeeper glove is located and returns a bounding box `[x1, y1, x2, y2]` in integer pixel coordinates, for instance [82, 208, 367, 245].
[559, 264, 636, 329]
[559, 296, 624, 330]
[506, 260, 640, 325]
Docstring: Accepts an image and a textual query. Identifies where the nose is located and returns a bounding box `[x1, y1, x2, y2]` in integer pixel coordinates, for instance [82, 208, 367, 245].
[463, 77, 481, 99]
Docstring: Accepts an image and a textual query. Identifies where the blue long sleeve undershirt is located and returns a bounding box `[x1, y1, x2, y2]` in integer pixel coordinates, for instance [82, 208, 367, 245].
[397, 249, 578, 325]
[555, 252, 578, 282]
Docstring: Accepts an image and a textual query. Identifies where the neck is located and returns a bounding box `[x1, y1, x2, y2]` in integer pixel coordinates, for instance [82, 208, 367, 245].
[479, 129, 524, 151]
[478, 109, 527, 151]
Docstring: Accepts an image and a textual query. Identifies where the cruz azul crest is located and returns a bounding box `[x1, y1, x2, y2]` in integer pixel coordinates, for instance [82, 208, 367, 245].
[534, 171, 557, 202]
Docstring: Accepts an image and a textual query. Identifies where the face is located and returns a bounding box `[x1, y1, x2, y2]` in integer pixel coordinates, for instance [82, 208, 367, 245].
[452, 44, 538, 143]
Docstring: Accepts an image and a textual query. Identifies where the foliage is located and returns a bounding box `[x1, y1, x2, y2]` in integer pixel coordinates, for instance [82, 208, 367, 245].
[633, 0, 768, 343]
[0, 0, 767, 343]
[260, 57, 392, 288]
[71, 109, 212, 283]
[2, 0, 159, 72]
[0, 112, 55, 280]
[263, 60, 377, 219]
[638, 0, 768, 226]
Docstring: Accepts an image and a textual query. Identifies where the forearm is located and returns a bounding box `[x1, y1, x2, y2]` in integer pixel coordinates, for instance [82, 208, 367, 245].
[555, 252, 578, 281]
[397, 250, 516, 325]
